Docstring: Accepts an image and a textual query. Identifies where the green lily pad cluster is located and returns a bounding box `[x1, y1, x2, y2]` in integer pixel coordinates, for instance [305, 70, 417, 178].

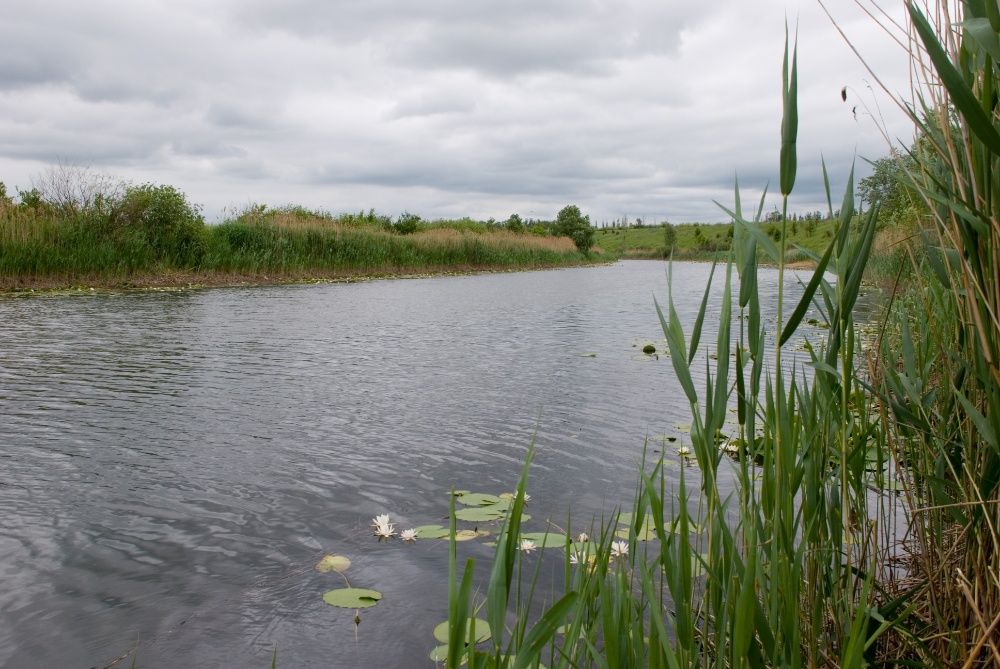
[453, 490, 530, 524]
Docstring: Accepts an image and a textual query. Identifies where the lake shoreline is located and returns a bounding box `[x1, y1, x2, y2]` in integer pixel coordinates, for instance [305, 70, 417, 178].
[0, 258, 613, 295]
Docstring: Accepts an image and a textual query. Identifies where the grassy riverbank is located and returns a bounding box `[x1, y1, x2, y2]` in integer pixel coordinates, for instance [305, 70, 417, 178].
[594, 217, 841, 261]
[0, 195, 607, 291]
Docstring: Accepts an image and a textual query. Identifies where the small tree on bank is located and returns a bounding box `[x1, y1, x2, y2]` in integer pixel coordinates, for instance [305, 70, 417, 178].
[553, 204, 594, 253]
[662, 222, 676, 252]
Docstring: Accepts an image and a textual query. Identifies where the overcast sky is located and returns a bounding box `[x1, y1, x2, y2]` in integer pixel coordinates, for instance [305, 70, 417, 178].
[0, 1, 914, 224]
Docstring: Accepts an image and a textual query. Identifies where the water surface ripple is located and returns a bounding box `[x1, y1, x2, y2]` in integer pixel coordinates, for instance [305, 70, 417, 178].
[0, 261, 804, 668]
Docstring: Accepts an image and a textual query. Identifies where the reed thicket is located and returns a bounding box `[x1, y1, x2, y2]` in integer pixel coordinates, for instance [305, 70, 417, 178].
[0, 192, 592, 288]
[442, 3, 1000, 667]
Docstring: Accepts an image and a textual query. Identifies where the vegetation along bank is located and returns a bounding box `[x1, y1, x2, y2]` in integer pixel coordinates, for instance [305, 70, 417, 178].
[0, 184, 608, 292]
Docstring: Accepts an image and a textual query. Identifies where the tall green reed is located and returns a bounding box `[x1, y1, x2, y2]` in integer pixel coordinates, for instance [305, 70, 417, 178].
[445, 29, 900, 668]
[859, 1, 1000, 663]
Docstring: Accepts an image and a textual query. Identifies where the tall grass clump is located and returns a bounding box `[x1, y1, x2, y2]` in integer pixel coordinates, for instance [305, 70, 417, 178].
[856, 1, 1000, 663]
[444, 4, 1000, 665]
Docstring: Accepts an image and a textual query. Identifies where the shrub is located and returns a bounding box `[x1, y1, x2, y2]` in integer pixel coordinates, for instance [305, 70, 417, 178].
[112, 184, 207, 265]
[394, 212, 421, 235]
[553, 205, 594, 252]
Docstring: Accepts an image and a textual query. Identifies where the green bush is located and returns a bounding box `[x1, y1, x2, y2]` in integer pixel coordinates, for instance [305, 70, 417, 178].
[394, 212, 421, 235]
[111, 184, 207, 265]
[553, 204, 594, 252]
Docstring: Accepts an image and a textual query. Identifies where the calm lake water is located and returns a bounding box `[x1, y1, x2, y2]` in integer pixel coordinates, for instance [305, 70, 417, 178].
[0, 261, 807, 668]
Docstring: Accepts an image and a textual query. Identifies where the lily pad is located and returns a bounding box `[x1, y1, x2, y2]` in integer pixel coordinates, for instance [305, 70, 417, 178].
[455, 493, 503, 507]
[412, 524, 451, 540]
[451, 490, 471, 497]
[315, 554, 351, 573]
[454, 529, 486, 542]
[520, 531, 568, 548]
[429, 644, 451, 662]
[322, 587, 382, 609]
[617, 520, 658, 541]
[433, 618, 492, 644]
[455, 503, 509, 522]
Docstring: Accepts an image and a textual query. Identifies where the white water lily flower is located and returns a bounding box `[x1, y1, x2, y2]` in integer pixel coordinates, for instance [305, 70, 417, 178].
[373, 522, 396, 539]
[519, 539, 537, 554]
[400, 528, 418, 542]
[611, 540, 629, 558]
[371, 513, 395, 538]
[677, 445, 692, 456]
[577, 532, 589, 543]
[569, 552, 580, 565]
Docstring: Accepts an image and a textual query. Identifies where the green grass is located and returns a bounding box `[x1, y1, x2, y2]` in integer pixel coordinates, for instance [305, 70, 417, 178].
[594, 218, 841, 261]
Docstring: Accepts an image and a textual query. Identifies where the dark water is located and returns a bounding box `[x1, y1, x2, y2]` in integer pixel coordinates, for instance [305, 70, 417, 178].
[0, 261, 806, 668]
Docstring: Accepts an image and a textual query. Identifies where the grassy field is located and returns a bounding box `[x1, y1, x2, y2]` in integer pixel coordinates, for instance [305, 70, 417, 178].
[594, 218, 841, 261]
[0, 195, 606, 291]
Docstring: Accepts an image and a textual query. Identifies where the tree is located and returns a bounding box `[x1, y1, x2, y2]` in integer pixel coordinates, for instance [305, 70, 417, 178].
[858, 149, 923, 227]
[505, 213, 524, 233]
[662, 222, 677, 251]
[553, 205, 594, 252]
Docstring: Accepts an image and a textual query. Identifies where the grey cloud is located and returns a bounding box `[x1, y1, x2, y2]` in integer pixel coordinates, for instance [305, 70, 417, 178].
[232, 1, 705, 78]
[0, 0, 912, 223]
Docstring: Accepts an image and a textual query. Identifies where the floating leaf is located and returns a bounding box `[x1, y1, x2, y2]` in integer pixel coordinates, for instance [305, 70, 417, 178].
[455, 493, 503, 507]
[429, 645, 451, 662]
[498, 492, 516, 502]
[455, 504, 509, 522]
[520, 531, 568, 548]
[322, 587, 382, 609]
[315, 554, 351, 573]
[412, 524, 451, 540]
[451, 490, 471, 497]
[433, 618, 492, 644]
[616, 520, 657, 541]
[454, 529, 483, 542]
